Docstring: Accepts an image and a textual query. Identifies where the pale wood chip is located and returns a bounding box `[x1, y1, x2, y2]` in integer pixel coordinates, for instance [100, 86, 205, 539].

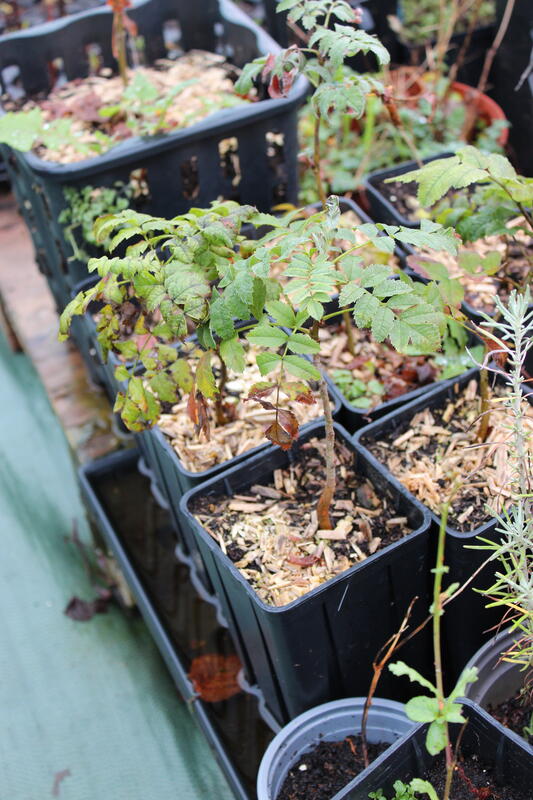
[385, 517, 408, 528]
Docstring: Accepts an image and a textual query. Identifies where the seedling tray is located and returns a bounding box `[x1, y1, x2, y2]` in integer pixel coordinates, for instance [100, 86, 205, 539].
[0, 0, 307, 310]
[79, 446, 278, 800]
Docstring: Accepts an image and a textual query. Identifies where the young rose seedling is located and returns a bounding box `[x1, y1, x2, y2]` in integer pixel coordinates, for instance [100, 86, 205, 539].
[60, 0, 461, 534]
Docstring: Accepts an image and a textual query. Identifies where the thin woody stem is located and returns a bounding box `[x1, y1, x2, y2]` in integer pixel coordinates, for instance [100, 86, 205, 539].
[360, 597, 417, 767]
[311, 319, 335, 530]
[434, 499, 454, 800]
[313, 113, 327, 208]
[477, 365, 491, 443]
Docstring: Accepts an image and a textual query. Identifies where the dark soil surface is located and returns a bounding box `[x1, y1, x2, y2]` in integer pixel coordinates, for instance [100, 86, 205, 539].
[425, 753, 530, 799]
[373, 177, 421, 222]
[278, 735, 389, 800]
[489, 693, 532, 745]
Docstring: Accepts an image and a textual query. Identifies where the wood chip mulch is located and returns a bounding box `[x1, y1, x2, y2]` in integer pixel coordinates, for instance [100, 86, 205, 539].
[20, 51, 245, 163]
[365, 378, 533, 532]
[409, 218, 532, 314]
[158, 345, 324, 474]
[191, 437, 413, 606]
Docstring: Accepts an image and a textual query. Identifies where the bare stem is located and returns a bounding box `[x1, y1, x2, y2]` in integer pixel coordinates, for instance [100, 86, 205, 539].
[360, 598, 417, 767]
[342, 310, 356, 356]
[477, 0, 516, 94]
[434, 500, 454, 800]
[448, 0, 484, 86]
[477, 366, 491, 443]
[115, 12, 129, 87]
[313, 113, 327, 209]
[314, 356, 336, 530]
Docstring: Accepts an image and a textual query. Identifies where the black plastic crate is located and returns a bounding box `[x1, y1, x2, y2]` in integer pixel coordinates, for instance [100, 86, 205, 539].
[78, 446, 278, 800]
[0, 0, 307, 310]
[180, 420, 433, 727]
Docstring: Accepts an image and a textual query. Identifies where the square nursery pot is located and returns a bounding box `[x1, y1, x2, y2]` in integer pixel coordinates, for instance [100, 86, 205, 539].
[180, 420, 434, 727]
[0, 0, 307, 311]
[334, 700, 533, 799]
[354, 367, 533, 690]
[315, 293, 482, 434]
[78, 446, 279, 799]
[363, 153, 455, 229]
[134, 368, 343, 591]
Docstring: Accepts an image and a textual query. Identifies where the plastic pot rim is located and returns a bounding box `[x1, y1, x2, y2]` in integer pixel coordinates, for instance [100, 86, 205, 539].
[180, 418, 431, 615]
[257, 696, 412, 800]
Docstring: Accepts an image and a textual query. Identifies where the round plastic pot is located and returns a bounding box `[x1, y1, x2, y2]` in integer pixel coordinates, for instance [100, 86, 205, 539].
[355, 368, 533, 689]
[257, 697, 414, 800]
[0, 0, 308, 311]
[180, 420, 433, 726]
[463, 628, 532, 749]
[336, 700, 533, 799]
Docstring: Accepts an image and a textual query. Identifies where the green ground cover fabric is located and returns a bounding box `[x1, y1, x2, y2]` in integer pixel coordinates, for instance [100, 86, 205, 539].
[0, 331, 234, 799]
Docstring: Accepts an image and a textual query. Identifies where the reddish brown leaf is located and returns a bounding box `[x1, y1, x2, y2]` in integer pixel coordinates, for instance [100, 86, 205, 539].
[196, 394, 211, 439]
[247, 382, 276, 401]
[268, 74, 284, 99]
[281, 381, 316, 405]
[265, 420, 294, 450]
[278, 409, 299, 440]
[188, 654, 242, 702]
[261, 52, 276, 81]
[187, 388, 198, 425]
[264, 409, 299, 450]
[478, 331, 508, 369]
[281, 66, 297, 96]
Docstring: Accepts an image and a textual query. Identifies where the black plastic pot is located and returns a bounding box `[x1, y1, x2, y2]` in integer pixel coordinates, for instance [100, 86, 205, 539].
[335, 700, 533, 799]
[256, 697, 414, 800]
[180, 420, 433, 726]
[78, 445, 278, 800]
[355, 368, 533, 688]
[464, 628, 533, 749]
[364, 153, 454, 229]
[135, 365, 343, 582]
[0, 0, 307, 311]
[317, 295, 482, 434]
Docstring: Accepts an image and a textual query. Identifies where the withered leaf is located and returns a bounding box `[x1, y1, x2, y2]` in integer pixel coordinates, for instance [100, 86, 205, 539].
[188, 654, 242, 702]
